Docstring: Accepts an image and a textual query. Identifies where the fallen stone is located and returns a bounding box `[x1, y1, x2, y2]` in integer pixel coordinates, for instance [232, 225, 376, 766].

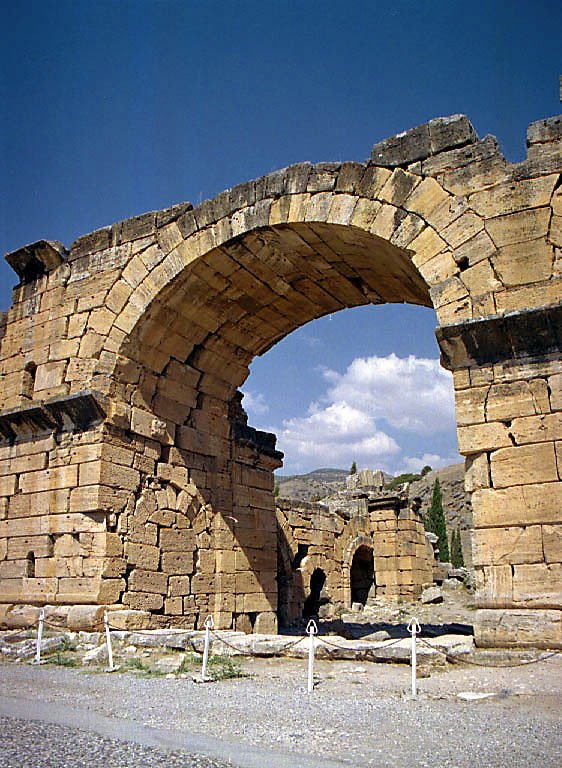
[359, 630, 392, 642]
[107, 610, 152, 631]
[421, 586, 444, 604]
[18, 635, 67, 660]
[154, 655, 186, 673]
[0, 605, 40, 630]
[67, 605, 106, 632]
[457, 691, 496, 701]
[442, 578, 464, 590]
[82, 645, 108, 665]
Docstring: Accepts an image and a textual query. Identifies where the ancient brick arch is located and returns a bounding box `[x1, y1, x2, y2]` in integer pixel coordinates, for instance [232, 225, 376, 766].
[0, 114, 560, 646]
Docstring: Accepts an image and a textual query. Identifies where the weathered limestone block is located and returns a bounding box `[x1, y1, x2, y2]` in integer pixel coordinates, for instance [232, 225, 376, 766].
[123, 591, 164, 611]
[474, 609, 561, 649]
[486, 207, 551, 248]
[79, 460, 140, 491]
[161, 551, 196, 575]
[472, 483, 562, 527]
[159, 529, 196, 552]
[510, 413, 562, 446]
[512, 563, 562, 608]
[104, 609, 152, 630]
[464, 453, 490, 492]
[542, 525, 562, 564]
[490, 443, 558, 489]
[491, 238, 554, 286]
[469, 174, 558, 218]
[472, 525, 543, 566]
[457, 422, 512, 454]
[485, 380, 550, 422]
[66, 604, 108, 631]
[128, 568, 168, 595]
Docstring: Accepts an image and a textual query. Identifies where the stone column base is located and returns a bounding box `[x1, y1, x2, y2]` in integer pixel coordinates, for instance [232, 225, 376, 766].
[474, 609, 562, 649]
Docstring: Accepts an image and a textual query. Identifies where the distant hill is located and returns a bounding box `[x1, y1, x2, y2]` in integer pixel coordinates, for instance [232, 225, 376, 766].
[275, 468, 348, 501]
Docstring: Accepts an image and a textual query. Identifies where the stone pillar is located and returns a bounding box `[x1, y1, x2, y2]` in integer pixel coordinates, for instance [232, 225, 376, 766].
[230, 417, 283, 634]
[438, 305, 562, 648]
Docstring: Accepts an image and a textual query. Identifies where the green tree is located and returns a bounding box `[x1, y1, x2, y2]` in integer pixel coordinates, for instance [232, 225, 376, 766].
[274, 483, 280, 498]
[425, 478, 449, 562]
[350, 460, 357, 475]
[451, 527, 465, 568]
[420, 464, 432, 477]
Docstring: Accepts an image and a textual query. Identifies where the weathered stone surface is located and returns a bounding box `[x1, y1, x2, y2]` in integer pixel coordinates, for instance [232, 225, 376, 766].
[474, 608, 561, 648]
[5, 240, 68, 281]
[371, 115, 476, 168]
[437, 305, 562, 371]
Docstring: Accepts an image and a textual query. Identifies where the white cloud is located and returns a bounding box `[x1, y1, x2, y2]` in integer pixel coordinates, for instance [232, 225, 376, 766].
[273, 354, 457, 473]
[397, 452, 461, 475]
[323, 353, 455, 435]
[280, 401, 399, 466]
[241, 390, 269, 416]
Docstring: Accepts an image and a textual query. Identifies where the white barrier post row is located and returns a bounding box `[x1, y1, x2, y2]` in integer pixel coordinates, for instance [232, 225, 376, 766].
[306, 619, 318, 693]
[104, 611, 115, 672]
[34, 608, 45, 665]
[202, 615, 214, 680]
[407, 617, 421, 698]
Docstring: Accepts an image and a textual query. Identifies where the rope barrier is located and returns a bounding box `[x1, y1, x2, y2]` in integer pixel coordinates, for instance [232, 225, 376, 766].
[27, 610, 562, 671]
[209, 627, 308, 656]
[315, 634, 407, 651]
[416, 635, 562, 668]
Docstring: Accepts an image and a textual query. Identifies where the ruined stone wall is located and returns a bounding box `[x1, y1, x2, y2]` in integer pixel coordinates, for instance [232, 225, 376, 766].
[0, 113, 560, 644]
[276, 494, 432, 625]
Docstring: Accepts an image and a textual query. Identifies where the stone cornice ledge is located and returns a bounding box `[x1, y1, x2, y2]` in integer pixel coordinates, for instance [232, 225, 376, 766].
[0, 390, 107, 441]
[436, 304, 562, 371]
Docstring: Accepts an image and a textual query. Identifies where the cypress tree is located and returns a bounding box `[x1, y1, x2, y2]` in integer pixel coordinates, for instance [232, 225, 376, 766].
[451, 527, 465, 568]
[426, 478, 449, 562]
[350, 460, 357, 475]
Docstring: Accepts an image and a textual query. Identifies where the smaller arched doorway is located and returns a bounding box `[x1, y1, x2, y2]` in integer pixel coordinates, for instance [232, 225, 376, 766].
[350, 546, 375, 606]
[303, 568, 327, 618]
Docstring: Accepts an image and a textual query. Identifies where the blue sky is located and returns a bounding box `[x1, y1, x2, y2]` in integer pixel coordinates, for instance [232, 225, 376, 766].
[1, 0, 560, 474]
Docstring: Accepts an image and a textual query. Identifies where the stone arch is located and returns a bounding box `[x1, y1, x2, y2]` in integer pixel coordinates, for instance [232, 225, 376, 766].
[0, 113, 560, 646]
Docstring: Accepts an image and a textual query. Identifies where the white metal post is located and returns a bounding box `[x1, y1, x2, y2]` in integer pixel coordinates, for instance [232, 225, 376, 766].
[104, 611, 114, 671]
[202, 615, 214, 680]
[34, 608, 45, 665]
[407, 617, 421, 698]
[306, 619, 318, 693]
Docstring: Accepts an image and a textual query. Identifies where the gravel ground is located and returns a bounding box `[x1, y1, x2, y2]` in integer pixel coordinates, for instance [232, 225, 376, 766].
[1, 655, 561, 767]
[1, 716, 235, 768]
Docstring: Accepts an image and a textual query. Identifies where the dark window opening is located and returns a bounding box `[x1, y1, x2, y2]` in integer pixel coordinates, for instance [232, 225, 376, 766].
[26, 551, 35, 578]
[22, 362, 37, 400]
[350, 546, 375, 606]
[303, 568, 327, 618]
[292, 544, 309, 570]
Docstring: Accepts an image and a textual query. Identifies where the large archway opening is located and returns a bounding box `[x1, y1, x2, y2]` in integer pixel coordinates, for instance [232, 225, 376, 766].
[108, 193, 464, 631]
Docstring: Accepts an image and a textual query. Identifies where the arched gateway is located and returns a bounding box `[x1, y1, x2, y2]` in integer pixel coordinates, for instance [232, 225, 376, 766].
[0, 114, 560, 647]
